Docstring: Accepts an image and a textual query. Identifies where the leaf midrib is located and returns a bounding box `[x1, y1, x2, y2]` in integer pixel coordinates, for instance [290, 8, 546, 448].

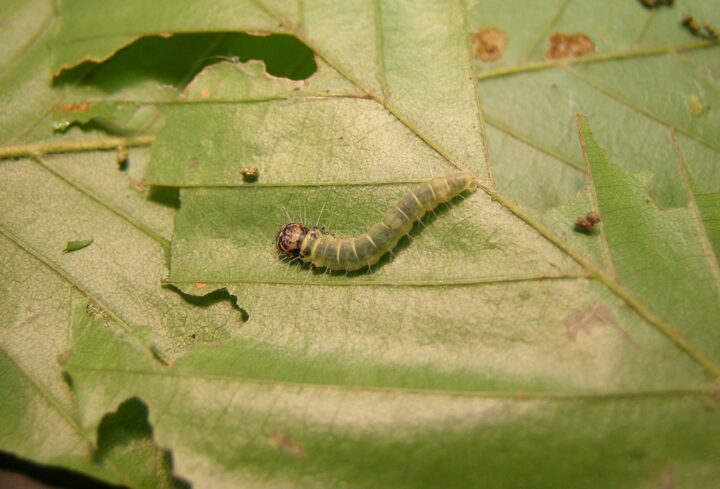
[167, 273, 589, 288]
[67, 363, 715, 400]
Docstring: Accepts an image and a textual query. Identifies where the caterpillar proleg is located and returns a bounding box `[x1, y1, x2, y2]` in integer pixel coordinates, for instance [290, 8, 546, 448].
[275, 171, 477, 271]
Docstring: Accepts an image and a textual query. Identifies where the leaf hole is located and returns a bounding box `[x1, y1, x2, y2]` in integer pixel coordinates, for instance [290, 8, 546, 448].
[53, 32, 318, 93]
[163, 284, 249, 322]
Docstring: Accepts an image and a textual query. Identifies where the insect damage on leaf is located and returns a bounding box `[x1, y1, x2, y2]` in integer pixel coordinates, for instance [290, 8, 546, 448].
[63, 238, 93, 253]
[470, 28, 507, 62]
[546, 33, 595, 60]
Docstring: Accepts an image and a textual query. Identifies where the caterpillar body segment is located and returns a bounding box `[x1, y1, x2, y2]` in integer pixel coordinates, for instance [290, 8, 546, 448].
[275, 172, 477, 271]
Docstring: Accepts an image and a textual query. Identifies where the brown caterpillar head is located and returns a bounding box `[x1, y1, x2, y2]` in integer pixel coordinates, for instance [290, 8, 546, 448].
[276, 223, 309, 259]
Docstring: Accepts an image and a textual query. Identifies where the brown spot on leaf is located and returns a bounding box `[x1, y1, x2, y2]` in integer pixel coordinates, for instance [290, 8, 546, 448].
[57, 102, 92, 113]
[470, 28, 507, 62]
[200, 88, 210, 99]
[546, 33, 595, 60]
[187, 158, 199, 170]
[132, 181, 146, 192]
[268, 431, 307, 459]
[565, 304, 640, 349]
[193, 282, 208, 290]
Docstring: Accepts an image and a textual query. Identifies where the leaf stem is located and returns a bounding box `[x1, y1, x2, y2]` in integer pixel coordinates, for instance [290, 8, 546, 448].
[70, 363, 717, 401]
[476, 40, 717, 81]
[0, 135, 156, 160]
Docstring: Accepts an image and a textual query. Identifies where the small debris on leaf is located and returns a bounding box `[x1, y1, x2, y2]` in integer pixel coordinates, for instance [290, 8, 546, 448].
[574, 211, 601, 232]
[63, 238, 94, 253]
[546, 33, 595, 60]
[705, 22, 719, 39]
[86, 300, 108, 320]
[470, 28, 507, 62]
[241, 166, 259, 182]
[638, 0, 674, 9]
[116, 145, 128, 170]
[682, 14, 718, 39]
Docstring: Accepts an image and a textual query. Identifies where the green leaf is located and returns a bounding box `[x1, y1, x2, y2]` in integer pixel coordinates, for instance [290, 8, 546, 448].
[0, 150, 243, 481]
[66, 313, 720, 489]
[576, 115, 720, 371]
[1, 0, 719, 487]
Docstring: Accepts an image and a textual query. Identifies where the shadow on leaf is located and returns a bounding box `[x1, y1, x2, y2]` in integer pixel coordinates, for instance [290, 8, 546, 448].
[95, 397, 190, 489]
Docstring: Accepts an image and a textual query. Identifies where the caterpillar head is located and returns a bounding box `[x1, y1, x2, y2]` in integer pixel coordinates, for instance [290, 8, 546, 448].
[276, 223, 309, 259]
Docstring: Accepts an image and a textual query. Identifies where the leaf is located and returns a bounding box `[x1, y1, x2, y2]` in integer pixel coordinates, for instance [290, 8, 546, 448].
[0, 149, 244, 480]
[66, 312, 720, 489]
[576, 115, 720, 371]
[1, 0, 720, 487]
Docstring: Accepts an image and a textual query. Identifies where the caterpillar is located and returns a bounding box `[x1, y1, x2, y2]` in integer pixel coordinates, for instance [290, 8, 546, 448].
[275, 171, 477, 271]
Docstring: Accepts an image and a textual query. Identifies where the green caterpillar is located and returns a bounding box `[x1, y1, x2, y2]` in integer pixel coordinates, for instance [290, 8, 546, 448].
[275, 172, 477, 271]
